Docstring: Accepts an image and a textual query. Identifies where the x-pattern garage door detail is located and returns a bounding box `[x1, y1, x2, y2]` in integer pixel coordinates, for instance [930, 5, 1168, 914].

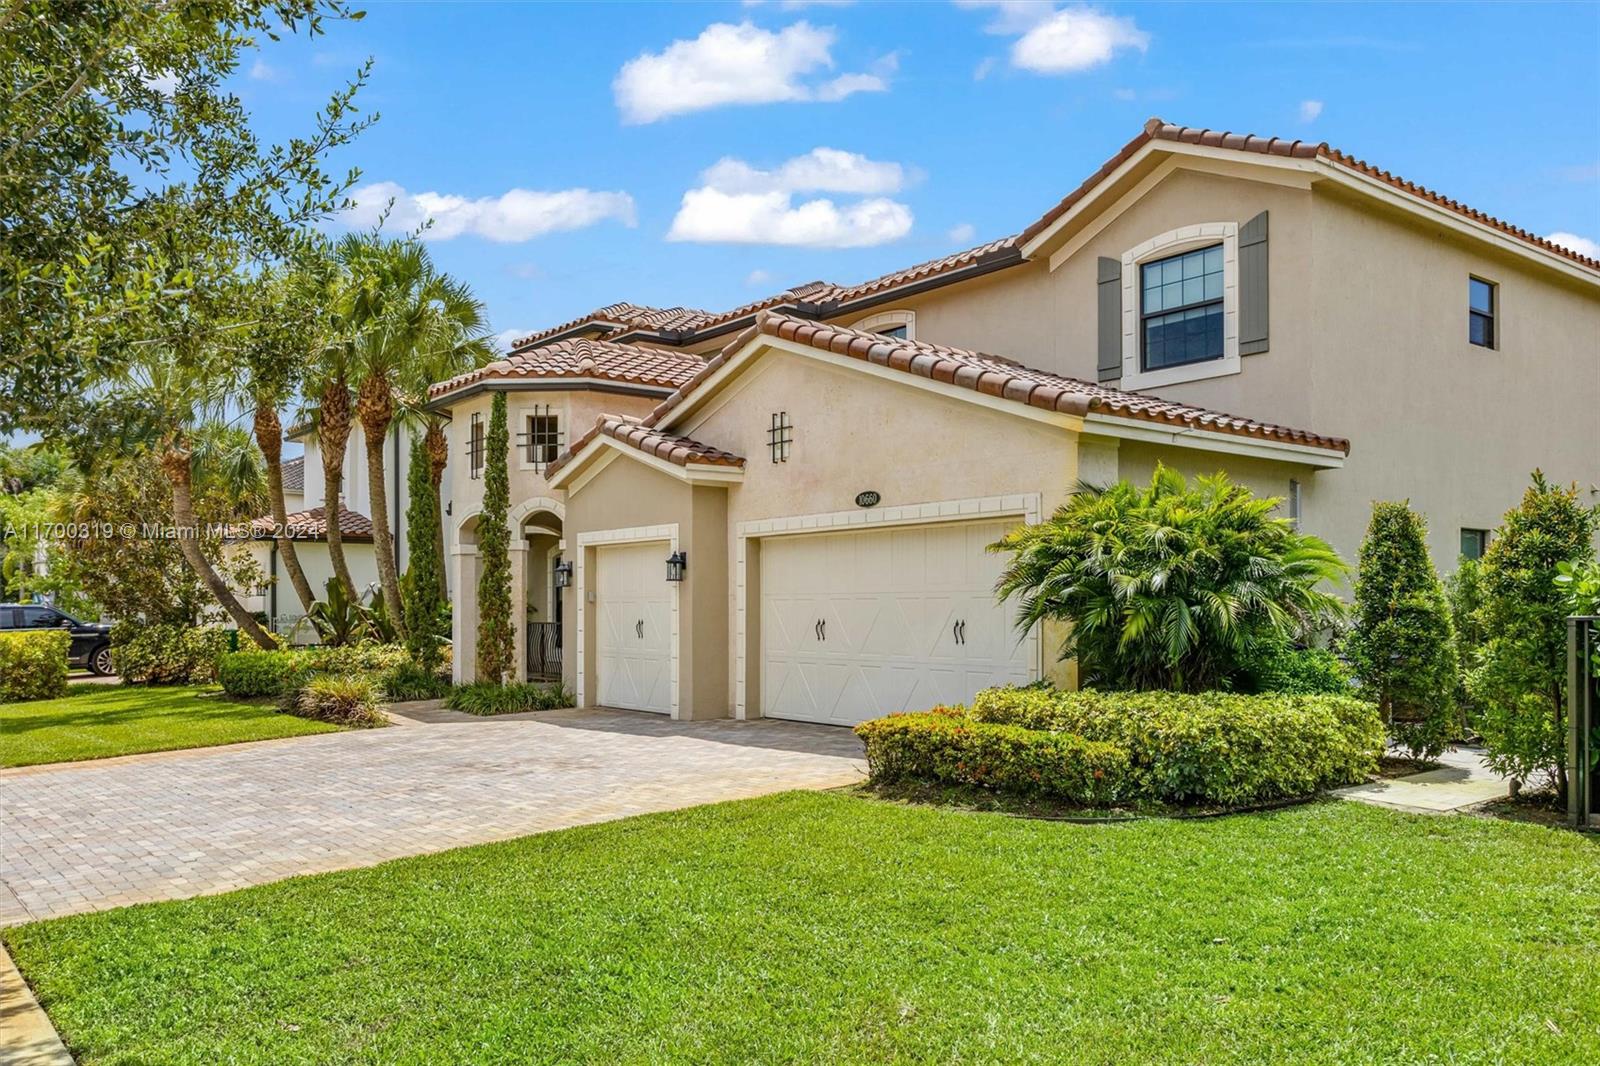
[761, 519, 1032, 725]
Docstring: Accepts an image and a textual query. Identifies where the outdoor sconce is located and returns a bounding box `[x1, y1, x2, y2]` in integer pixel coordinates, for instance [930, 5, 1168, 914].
[665, 551, 688, 582]
[553, 559, 573, 589]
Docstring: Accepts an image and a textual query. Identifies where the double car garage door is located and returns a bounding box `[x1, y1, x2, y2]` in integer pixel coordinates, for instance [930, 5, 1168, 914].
[593, 519, 1032, 723]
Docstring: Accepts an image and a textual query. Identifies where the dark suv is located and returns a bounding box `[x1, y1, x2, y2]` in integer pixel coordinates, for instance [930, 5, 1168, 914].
[0, 603, 115, 675]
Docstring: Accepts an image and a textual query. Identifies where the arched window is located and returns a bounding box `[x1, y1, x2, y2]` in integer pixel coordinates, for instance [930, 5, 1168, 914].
[852, 309, 915, 341]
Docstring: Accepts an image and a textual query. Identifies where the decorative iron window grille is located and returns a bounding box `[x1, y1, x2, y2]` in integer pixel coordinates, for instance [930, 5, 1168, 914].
[517, 406, 563, 473]
[768, 411, 793, 463]
[468, 412, 485, 480]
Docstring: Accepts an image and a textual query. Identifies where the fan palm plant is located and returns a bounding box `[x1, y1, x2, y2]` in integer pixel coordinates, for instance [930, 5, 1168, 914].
[993, 465, 1348, 692]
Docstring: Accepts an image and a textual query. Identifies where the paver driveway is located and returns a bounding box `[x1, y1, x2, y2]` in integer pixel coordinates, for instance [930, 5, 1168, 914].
[0, 706, 865, 926]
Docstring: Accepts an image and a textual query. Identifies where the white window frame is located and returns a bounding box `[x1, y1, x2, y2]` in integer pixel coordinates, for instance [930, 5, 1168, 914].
[852, 309, 916, 341]
[1120, 222, 1240, 391]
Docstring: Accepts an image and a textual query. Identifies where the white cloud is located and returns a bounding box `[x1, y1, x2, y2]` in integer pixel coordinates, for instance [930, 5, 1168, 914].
[249, 59, 281, 82]
[959, 3, 1149, 74]
[492, 328, 530, 353]
[745, 269, 774, 286]
[668, 148, 914, 248]
[1298, 99, 1324, 123]
[1547, 231, 1600, 259]
[344, 182, 636, 243]
[613, 21, 890, 123]
[947, 222, 977, 244]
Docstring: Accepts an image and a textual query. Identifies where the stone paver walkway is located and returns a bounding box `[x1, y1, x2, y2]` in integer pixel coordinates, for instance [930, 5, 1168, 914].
[0, 707, 864, 926]
[1334, 745, 1510, 813]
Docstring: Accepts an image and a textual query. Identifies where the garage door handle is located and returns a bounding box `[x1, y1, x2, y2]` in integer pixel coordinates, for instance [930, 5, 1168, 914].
[636, 619, 643, 639]
[959, 620, 966, 645]
[820, 618, 826, 641]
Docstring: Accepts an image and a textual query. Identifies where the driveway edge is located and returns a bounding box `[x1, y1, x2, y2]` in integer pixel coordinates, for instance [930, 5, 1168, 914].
[0, 938, 74, 1065]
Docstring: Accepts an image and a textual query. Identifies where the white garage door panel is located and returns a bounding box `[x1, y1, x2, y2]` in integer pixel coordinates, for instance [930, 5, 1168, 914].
[595, 542, 672, 714]
[761, 519, 1033, 725]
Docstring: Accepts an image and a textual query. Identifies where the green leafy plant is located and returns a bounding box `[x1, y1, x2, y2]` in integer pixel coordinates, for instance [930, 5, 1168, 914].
[854, 710, 1130, 806]
[967, 686, 1383, 807]
[1344, 502, 1461, 758]
[475, 392, 514, 684]
[402, 435, 449, 672]
[0, 630, 70, 702]
[217, 644, 408, 700]
[1555, 558, 1600, 617]
[1469, 472, 1598, 798]
[112, 624, 237, 685]
[379, 661, 452, 703]
[287, 674, 387, 728]
[444, 681, 571, 716]
[1239, 640, 1353, 696]
[992, 465, 1348, 692]
[300, 578, 392, 647]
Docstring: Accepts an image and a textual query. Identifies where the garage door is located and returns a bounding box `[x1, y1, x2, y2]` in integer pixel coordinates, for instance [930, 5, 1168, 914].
[760, 519, 1033, 725]
[595, 541, 672, 714]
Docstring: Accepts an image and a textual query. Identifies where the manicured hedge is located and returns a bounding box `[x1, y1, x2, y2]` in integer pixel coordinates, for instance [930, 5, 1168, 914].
[0, 630, 70, 702]
[444, 681, 572, 716]
[112, 624, 236, 685]
[854, 709, 1130, 805]
[217, 644, 410, 700]
[968, 687, 1383, 807]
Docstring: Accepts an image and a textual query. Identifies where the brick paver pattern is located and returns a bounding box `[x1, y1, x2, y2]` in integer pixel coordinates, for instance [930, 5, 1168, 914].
[0, 707, 865, 925]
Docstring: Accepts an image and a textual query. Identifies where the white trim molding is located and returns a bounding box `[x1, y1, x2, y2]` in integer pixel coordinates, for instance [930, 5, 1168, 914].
[574, 523, 681, 718]
[850, 308, 916, 340]
[1119, 221, 1239, 391]
[548, 435, 744, 493]
[733, 493, 1043, 720]
[508, 495, 566, 524]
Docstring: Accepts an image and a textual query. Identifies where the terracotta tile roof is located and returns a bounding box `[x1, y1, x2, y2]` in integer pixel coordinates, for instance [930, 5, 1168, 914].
[642, 311, 1349, 456]
[250, 505, 374, 542]
[279, 456, 304, 493]
[428, 337, 706, 402]
[508, 302, 717, 351]
[1023, 118, 1600, 270]
[547, 415, 746, 479]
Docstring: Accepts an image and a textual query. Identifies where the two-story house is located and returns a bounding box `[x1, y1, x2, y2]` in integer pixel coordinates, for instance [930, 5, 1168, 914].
[427, 119, 1600, 723]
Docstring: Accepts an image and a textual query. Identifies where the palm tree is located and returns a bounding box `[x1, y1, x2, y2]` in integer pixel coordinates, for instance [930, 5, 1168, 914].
[336, 233, 490, 635]
[301, 302, 361, 602]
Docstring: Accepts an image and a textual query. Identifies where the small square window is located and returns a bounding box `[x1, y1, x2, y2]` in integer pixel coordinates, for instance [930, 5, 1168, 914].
[1468, 277, 1496, 348]
[1460, 528, 1490, 561]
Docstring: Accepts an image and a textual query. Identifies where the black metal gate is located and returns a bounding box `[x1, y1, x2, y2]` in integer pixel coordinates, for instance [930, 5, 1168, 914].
[527, 621, 561, 682]
[1569, 616, 1599, 828]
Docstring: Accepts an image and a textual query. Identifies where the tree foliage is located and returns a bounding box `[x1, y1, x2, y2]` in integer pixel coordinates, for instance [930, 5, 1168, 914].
[1469, 473, 1598, 795]
[992, 466, 1348, 692]
[475, 394, 514, 684]
[402, 432, 447, 672]
[1344, 502, 1460, 758]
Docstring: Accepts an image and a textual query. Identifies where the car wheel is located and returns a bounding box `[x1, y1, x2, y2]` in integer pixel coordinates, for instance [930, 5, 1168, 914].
[89, 644, 115, 676]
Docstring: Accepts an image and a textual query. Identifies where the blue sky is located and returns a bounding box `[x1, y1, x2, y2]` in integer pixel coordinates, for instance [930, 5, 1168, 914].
[243, 1, 1600, 347]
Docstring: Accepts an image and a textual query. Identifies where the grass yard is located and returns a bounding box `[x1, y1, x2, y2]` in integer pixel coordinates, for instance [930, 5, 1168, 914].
[5, 793, 1597, 1065]
[0, 684, 341, 768]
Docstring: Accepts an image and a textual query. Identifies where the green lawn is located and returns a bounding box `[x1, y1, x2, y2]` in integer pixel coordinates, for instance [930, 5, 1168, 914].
[0, 683, 340, 768]
[5, 794, 1597, 1065]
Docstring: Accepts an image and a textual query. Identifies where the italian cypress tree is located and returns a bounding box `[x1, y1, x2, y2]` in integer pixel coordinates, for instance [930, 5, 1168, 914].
[402, 433, 446, 672]
[475, 393, 515, 684]
[1345, 501, 1461, 758]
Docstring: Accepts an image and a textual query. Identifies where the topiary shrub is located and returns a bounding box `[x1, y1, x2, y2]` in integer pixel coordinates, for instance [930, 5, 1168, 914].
[380, 660, 452, 702]
[286, 673, 387, 727]
[992, 466, 1348, 692]
[854, 711, 1130, 806]
[968, 687, 1383, 807]
[112, 623, 236, 684]
[444, 681, 572, 716]
[1344, 502, 1461, 758]
[0, 630, 70, 702]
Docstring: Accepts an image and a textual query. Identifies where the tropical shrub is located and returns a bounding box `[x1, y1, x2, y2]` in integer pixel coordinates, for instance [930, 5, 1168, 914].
[216, 644, 408, 699]
[992, 466, 1347, 692]
[445, 681, 571, 716]
[0, 630, 70, 702]
[968, 687, 1382, 806]
[1469, 472, 1598, 796]
[287, 674, 387, 728]
[379, 660, 452, 702]
[112, 624, 236, 684]
[1344, 502, 1461, 758]
[854, 711, 1130, 806]
[476, 392, 514, 683]
[1238, 639, 1353, 696]
[1556, 558, 1600, 617]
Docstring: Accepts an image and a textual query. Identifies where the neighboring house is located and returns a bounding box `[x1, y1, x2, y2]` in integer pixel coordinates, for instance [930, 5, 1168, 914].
[245, 422, 442, 636]
[432, 118, 1598, 724]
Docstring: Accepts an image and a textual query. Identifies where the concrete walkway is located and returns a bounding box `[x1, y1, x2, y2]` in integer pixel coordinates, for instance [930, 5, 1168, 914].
[0, 706, 865, 926]
[1334, 745, 1511, 813]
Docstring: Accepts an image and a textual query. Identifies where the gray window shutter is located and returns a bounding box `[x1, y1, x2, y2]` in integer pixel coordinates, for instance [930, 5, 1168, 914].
[1239, 211, 1269, 355]
[1096, 256, 1122, 382]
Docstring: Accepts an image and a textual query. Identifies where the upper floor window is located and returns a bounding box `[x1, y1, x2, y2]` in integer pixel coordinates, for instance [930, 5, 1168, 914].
[519, 406, 562, 474]
[1469, 277, 1496, 348]
[1460, 528, 1490, 561]
[1141, 244, 1224, 371]
[853, 309, 914, 341]
[468, 413, 484, 480]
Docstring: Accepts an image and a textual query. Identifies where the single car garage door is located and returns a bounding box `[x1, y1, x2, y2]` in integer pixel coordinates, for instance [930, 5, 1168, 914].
[760, 518, 1033, 725]
[595, 541, 672, 714]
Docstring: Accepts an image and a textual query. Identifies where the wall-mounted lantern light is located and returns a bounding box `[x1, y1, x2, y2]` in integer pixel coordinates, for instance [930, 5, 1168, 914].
[553, 559, 573, 589]
[665, 551, 688, 582]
